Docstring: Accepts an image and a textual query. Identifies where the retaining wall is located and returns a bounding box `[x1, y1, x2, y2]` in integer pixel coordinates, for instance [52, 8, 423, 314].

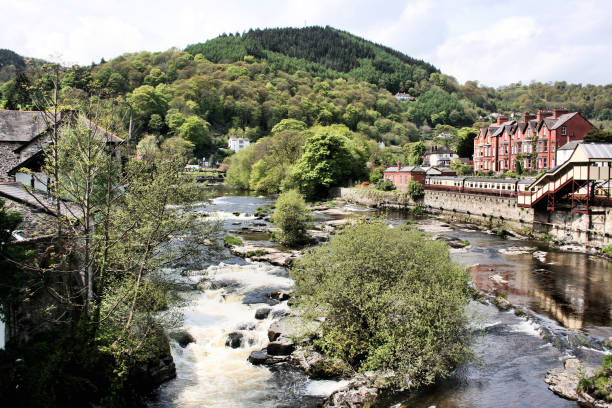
[337, 187, 611, 251]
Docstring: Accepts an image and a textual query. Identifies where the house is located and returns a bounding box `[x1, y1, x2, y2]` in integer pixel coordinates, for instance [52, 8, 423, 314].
[421, 166, 457, 176]
[382, 163, 426, 191]
[423, 145, 459, 167]
[228, 137, 250, 153]
[474, 109, 593, 173]
[0, 109, 123, 191]
[394, 92, 415, 102]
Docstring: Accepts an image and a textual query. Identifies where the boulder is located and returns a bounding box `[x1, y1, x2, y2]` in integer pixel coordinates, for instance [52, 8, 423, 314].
[225, 332, 244, 348]
[492, 295, 512, 311]
[255, 307, 271, 319]
[269, 289, 292, 301]
[545, 358, 596, 402]
[324, 375, 378, 408]
[171, 331, 196, 348]
[267, 338, 295, 356]
[248, 350, 269, 365]
[290, 347, 352, 379]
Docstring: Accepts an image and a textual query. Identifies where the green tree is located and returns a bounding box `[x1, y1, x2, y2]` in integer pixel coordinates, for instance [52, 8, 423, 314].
[455, 126, 478, 158]
[291, 221, 472, 389]
[403, 141, 426, 165]
[178, 116, 211, 156]
[292, 127, 365, 198]
[271, 189, 311, 247]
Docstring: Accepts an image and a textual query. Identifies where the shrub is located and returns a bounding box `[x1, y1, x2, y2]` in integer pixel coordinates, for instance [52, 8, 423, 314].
[224, 235, 242, 246]
[271, 190, 311, 247]
[579, 355, 612, 403]
[407, 180, 424, 200]
[291, 221, 473, 390]
[376, 179, 395, 191]
[603, 244, 612, 256]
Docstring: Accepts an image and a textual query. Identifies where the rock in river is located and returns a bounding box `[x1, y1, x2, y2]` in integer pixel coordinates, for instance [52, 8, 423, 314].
[171, 331, 196, 348]
[225, 332, 244, 348]
[267, 338, 295, 356]
[255, 307, 271, 319]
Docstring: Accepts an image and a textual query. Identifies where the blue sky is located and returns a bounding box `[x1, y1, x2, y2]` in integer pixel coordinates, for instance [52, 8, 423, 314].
[1, 0, 611, 87]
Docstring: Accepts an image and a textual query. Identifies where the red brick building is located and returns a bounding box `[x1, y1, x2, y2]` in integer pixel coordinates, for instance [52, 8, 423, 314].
[383, 163, 426, 190]
[474, 109, 593, 173]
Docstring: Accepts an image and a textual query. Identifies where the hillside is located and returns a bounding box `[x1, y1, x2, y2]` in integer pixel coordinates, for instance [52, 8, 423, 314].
[185, 26, 438, 95]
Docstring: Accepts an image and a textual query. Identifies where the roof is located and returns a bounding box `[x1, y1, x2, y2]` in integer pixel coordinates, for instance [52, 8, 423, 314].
[0, 110, 48, 142]
[558, 140, 582, 151]
[384, 165, 425, 173]
[550, 112, 578, 130]
[580, 143, 612, 159]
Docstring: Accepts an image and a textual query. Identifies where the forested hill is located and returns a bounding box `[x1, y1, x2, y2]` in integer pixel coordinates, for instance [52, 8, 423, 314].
[185, 26, 438, 94]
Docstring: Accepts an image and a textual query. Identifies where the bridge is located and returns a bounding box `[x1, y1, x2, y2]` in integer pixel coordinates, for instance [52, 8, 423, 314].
[518, 143, 612, 213]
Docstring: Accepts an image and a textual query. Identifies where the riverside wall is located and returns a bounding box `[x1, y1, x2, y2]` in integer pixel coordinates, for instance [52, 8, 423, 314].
[336, 188, 611, 251]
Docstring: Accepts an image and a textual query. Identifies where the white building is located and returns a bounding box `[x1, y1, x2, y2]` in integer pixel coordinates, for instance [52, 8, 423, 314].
[228, 137, 250, 153]
[423, 146, 459, 167]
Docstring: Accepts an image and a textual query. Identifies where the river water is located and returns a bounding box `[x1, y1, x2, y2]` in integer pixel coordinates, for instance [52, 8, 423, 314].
[150, 193, 611, 408]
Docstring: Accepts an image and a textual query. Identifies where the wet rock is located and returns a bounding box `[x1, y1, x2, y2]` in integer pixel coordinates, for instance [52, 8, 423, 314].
[253, 222, 267, 227]
[434, 235, 469, 248]
[272, 309, 289, 319]
[248, 350, 269, 365]
[251, 251, 297, 267]
[291, 347, 352, 379]
[197, 279, 236, 291]
[492, 295, 512, 311]
[236, 322, 256, 330]
[231, 222, 241, 225]
[225, 332, 244, 348]
[269, 289, 292, 301]
[232, 211, 241, 216]
[545, 358, 597, 402]
[499, 246, 534, 255]
[170, 331, 196, 348]
[267, 338, 295, 356]
[489, 274, 509, 285]
[255, 307, 272, 319]
[324, 375, 378, 408]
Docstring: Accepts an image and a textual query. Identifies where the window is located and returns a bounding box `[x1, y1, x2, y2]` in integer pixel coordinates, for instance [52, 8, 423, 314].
[561, 126, 567, 136]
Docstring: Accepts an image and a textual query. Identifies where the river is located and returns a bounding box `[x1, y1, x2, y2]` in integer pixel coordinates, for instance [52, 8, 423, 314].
[149, 192, 611, 408]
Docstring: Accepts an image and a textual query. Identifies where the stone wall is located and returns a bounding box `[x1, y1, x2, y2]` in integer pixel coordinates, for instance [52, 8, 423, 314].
[0, 142, 23, 181]
[336, 187, 610, 251]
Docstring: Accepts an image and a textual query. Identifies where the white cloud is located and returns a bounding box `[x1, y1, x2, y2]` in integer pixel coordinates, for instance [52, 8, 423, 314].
[1, 0, 611, 86]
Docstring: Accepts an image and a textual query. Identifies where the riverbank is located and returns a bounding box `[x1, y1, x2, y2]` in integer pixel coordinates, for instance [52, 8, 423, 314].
[150, 193, 611, 408]
[335, 187, 612, 255]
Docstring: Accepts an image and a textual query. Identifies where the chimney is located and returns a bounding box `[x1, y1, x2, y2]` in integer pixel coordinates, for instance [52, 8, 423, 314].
[553, 108, 569, 119]
[523, 111, 535, 123]
[496, 114, 509, 125]
[536, 109, 553, 121]
[397, 161, 402, 170]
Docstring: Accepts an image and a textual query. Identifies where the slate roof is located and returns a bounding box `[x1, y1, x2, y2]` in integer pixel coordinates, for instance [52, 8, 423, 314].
[550, 112, 578, 129]
[558, 140, 582, 151]
[0, 110, 48, 142]
[384, 165, 426, 173]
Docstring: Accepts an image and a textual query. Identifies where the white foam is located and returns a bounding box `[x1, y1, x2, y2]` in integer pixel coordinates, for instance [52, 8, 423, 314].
[305, 379, 350, 396]
[509, 320, 541, 337]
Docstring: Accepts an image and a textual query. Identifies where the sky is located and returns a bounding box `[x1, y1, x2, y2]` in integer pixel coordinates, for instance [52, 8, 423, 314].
[1, 0, 611, 87]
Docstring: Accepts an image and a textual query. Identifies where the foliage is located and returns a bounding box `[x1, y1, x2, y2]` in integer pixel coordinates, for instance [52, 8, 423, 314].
[603, 244, 612, 256]
[578, 355, 612, 403]
[455, 127, 478, 158]
[224, 235, 243, 246]
[403, 141, 426, 166]
[407, 180, 424, 200]
[376, 179, 395, 191]
[292, 126, 367, 198]
[291, 221, 473, 389]
[584, 128, 612, 143]
[0, 199, 26, 315]
[271, 190, 311, 247]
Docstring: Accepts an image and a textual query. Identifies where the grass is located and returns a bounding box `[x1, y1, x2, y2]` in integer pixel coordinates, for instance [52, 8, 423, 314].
[461, 240, 471, 247]
[579, 355, 612, 403]
[603, 244, 612, 256]
[224, 235, 243, 247]
[246, 249, 268, 257]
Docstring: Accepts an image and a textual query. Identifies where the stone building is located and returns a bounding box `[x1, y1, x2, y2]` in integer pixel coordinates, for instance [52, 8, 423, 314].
[474, 109, 593, 173]
[0, 109, 123, 185]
